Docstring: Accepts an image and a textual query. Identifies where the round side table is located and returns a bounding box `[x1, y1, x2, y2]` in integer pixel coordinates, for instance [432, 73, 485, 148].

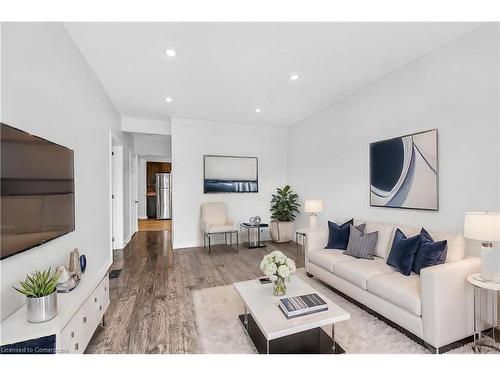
[467, 273, 500, 353]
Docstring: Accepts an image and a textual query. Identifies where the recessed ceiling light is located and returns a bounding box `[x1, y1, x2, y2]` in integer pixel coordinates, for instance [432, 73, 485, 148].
[255, 108, 261, 113]
[290, 74, 299, 81]
[165, 49, 177, 57]
[165, 97, 173, 103]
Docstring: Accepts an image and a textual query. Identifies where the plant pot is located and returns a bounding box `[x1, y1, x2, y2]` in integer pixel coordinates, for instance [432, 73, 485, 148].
[26, 291, 58, 323]
[270, 220, 295, 243]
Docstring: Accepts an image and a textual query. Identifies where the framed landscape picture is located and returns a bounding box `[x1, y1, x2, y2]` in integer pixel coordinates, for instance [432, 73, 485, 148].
[370, 129, 438, 211]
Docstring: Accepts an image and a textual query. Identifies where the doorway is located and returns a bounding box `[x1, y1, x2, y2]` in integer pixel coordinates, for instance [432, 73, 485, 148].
[138, 160, 172, 231]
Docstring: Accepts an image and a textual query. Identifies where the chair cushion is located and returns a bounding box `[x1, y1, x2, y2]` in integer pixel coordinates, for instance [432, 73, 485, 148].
[207, 224, 237, 233]
[412, 228, 447, 274]
[201, 202, 227, 225]
[367, 272, 421, 316]
[308, 249, 354, 272]
[333, 257, 396, 289]
[386, 228, 421, 276]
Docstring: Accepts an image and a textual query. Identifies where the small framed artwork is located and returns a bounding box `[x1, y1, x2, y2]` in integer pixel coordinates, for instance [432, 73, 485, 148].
[370, 129, 438, 211]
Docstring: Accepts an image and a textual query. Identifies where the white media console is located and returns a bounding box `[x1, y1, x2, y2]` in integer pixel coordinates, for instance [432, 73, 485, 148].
[0, 271, 109, 354]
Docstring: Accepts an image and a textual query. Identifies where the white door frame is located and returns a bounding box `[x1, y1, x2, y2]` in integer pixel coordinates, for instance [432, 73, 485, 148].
[111, 138, 124, 250]
[130, 151, 139, 234]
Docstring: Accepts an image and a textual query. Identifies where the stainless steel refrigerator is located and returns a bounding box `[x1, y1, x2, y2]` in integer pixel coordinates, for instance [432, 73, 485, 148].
[155, 173, 172, 219]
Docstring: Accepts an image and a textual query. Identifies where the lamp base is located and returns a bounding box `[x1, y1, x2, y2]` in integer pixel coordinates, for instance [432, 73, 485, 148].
[308, 215, 317, 231]
[480, 242, 500, 282]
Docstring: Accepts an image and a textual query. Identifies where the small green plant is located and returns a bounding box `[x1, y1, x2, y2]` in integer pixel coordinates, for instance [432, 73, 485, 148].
[270, 185, 300, 222]
[13, 268, 60, 298]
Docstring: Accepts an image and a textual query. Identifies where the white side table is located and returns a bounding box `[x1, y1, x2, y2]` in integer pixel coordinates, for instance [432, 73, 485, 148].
[467, 273, 500, 353]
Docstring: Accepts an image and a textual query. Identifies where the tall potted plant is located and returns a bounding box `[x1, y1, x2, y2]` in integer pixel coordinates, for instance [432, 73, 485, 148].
[14, 268, 60, 323]
[270, 185, 300, 242]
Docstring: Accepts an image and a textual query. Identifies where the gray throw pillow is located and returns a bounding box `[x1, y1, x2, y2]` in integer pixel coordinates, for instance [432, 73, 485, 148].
[344, 225, 378, 260]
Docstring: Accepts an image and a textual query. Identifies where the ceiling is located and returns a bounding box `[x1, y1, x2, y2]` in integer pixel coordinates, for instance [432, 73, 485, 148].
[65, 22, 480, 127]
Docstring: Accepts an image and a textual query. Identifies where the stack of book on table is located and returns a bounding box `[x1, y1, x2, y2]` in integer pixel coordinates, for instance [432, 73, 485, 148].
[279, 293, 328, 319]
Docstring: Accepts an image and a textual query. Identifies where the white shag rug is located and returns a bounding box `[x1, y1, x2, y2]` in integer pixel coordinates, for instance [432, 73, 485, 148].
[192, 269, 480, 354]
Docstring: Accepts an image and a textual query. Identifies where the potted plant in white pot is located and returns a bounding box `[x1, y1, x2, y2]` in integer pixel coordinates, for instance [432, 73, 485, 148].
[14, 268, 60, 323]
[270, 185, 300, 243]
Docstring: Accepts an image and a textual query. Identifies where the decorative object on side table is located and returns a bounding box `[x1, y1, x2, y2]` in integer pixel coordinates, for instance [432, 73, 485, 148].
[249, 216, 261, 225]
[79, 254, 87, 274]
[464, 212, 500, 282]
[304, 200, 323, 230]
[13, 267, 60, 323]
[259, 250, 296, 296]
[270, 185, 300, 243]
[69, 248, 82, 278]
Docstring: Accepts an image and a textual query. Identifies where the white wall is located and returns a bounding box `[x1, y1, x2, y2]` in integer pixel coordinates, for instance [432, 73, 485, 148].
[137, 155, 172, 219]
[134, 135, 171, 157]
[171, 117, 287, 249]
[122, 117, 171, 135]
[287, 24, 500, 256]
[1, 23, 120, 320]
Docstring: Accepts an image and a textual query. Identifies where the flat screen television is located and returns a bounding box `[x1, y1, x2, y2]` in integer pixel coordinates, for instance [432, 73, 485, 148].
[1, 123, 75, 260]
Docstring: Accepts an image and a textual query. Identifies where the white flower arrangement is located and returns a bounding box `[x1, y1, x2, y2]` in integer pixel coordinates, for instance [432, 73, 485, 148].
[260, 250, 296, 281]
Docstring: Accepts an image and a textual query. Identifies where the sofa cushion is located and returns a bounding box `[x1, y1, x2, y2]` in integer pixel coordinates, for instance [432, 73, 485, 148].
[361, 221, 396, 259]
[325, 219, 354, 249]
[428, 230, 465, 262]
[386, 228, 421, 276]
[412, 228, 447, 274]
[308, 249, 354, 272]
[367, 273, 421, 316]
[333, 257, 396, 289]
[344, 225, 378, 260]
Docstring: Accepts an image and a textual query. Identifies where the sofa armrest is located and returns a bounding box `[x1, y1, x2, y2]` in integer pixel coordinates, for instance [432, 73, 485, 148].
[420, 256, 481, 349]
[305, 230, 328, 259]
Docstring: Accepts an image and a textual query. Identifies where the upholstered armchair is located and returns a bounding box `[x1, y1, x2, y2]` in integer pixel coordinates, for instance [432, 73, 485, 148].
[201, 202, 238, 253]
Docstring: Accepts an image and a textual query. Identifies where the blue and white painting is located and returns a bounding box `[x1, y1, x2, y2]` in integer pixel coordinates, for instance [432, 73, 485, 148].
[370, 129, 438, 210]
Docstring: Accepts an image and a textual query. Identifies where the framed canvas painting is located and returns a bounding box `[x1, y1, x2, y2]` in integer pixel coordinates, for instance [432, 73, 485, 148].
[370, 129, 438, 211]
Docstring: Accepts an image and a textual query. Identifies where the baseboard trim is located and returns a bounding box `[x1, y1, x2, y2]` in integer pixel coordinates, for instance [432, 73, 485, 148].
[307, 273, 474, 354]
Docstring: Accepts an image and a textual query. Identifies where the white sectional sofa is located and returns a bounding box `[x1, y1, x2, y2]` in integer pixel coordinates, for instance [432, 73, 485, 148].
[304, 219, 481, 353]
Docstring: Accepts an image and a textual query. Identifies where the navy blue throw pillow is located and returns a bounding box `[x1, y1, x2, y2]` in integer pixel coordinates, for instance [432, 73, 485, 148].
[412, 228, 447, 274]
[325, 219, 354, 250]
[386, 228, 421, 276]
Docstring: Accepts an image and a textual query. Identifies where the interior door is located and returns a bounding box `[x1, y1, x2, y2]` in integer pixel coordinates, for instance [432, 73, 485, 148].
[130, 152, 139, 233]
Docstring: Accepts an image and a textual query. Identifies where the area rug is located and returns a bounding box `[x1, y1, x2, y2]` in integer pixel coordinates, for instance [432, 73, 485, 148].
[192, 269, 479, 354]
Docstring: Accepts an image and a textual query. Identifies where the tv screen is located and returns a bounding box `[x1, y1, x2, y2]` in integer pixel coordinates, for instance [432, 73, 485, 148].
[204, 155, 258, 193]
[1, 123, 75, 260]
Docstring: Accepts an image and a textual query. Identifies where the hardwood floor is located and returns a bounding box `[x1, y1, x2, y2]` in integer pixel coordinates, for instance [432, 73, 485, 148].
[138, 219, 172, 231]
[85, 230, 302, 354]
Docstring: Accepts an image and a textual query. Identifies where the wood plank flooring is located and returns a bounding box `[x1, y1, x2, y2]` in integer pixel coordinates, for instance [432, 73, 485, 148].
[138, 219, 172, 231]
[85, 229, 302, 354]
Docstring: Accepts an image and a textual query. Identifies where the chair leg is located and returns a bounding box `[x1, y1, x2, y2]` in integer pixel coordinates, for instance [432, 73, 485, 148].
[208, 234, 211, 254]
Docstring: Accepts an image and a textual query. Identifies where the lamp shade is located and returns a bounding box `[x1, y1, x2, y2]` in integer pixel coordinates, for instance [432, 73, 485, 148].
[305, 200, 323, 213]
[464, 212, 500, 241]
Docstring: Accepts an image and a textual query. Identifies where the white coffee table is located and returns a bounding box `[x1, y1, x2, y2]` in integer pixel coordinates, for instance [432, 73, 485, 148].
[234, 275, 350, 354]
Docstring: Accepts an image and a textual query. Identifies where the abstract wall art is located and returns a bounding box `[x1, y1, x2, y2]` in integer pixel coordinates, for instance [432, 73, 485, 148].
[370, 129, 438, 210]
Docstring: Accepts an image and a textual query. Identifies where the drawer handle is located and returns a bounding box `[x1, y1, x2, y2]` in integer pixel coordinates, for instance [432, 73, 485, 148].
[94, 297, 98, 302]
[99, 305, 103, 311]
[75, 343, 79, 351]
[104, 287, 107, 292]
[83, 316, 87, 323]
[71, 332, 75, 338]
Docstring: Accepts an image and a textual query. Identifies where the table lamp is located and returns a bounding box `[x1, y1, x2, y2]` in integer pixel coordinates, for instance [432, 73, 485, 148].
[464, 212, 500, 282]
[305, 200, 323, 230]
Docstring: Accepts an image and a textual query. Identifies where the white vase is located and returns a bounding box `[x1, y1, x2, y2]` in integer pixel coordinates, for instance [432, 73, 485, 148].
[270, 220, 295, 242]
